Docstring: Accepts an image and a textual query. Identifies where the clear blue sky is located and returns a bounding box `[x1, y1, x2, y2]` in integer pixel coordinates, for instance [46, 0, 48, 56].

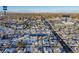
[0, 6, 79, 13]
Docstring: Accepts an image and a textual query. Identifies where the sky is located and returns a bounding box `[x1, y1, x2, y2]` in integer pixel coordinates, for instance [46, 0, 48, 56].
[0, 6, 79, 13]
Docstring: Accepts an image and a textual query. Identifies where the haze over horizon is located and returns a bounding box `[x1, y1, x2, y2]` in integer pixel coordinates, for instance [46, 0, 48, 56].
[0, 6, 79, 13]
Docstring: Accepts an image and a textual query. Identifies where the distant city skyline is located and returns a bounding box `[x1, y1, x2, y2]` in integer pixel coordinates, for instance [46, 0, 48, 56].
[0, 6, 79, 13]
